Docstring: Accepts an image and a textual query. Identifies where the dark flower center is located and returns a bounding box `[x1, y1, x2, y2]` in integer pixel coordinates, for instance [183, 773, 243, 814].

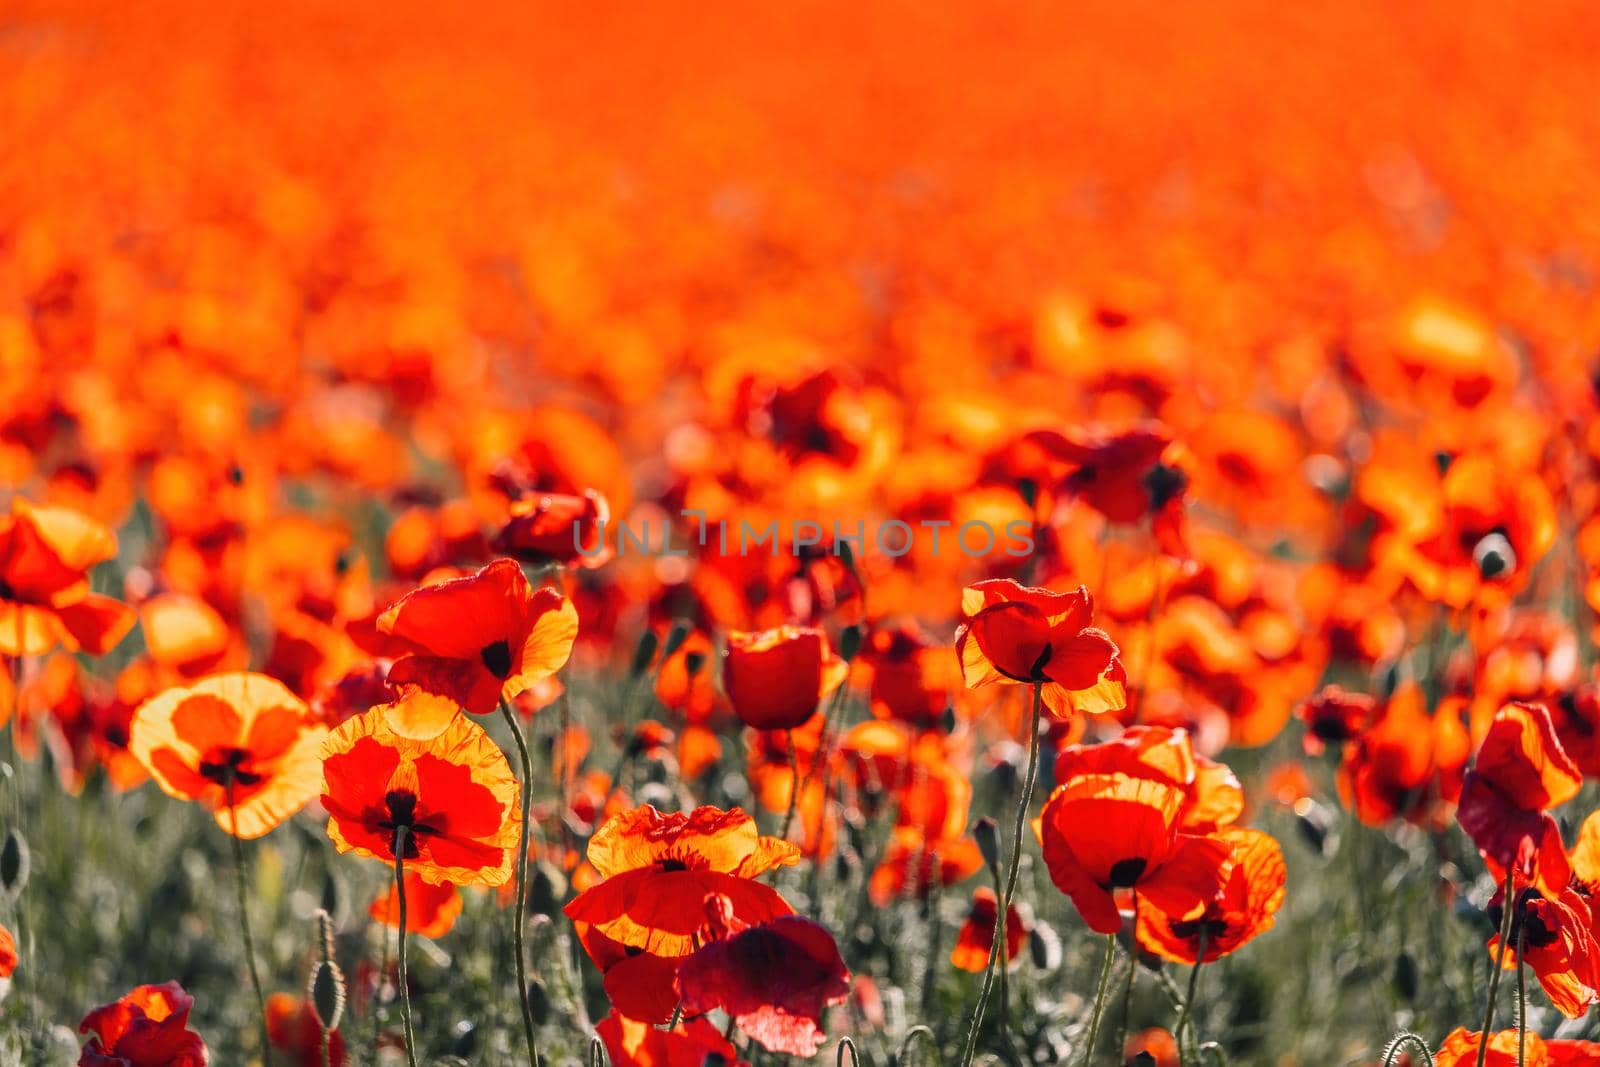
[1170, 915, 1230, 943]
[1143, 462, 1189, 510]
[1108, 857, 1147, 888]
[1029, 643, 1053, 679]
[0, 578, 14, 602]
[379, 790, 443, 857]
[480, 640, 514, 679]
[198, 747, 262, 787]
[658, 858, 689, 872]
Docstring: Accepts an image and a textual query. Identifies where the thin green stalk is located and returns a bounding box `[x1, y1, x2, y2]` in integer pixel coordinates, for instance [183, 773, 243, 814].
[780, 727, 801, 842]
[1475, 865, 1517, 1067]
[393, 826, 420, 1067]
[958, 681, 1044, 1067]
[499, 697, 542, 1067]
[1082, 933, 1118, 1066]
[1517, 922, 1527, 1067]
[227, 779, 272, 1067]
[1114, 891, 1140, 1064]
[1175, 928, 1209, 1067]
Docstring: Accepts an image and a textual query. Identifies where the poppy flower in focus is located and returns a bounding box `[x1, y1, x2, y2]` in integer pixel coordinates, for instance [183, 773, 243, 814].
[1432, 1028, 1539, 1067]
[78, 981, 207, 1066]
[1037, 772, 1233, 934]
[722, 626, 848, 731]
[493, 489, 612, 569]
[1457, 702, 1581, 893]
[950, 887, 1028, 973]
[129, 673, 329, 839]
[572, 922, 684, 1025]
[320, 694, 521, 886]
[594, 1010, 747, 1067]
[265, 993, 347, 1067]
[379, 558, 578, 715]
[1487, 886, 1600, 1018]
[564, 805, 799, 958]
[369, 872, 463, 939]
[1054, 726, 1244, 833]
[956, 579, 1127, 719]
[0, 499, 134, 657]
[1135, 827, 1286, 964]
[675, 908, 851, 1057]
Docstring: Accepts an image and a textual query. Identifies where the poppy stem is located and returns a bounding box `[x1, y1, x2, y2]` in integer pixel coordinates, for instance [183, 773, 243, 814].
[1175, 928, 1208, 1067]
[226, 779, 272, 1067]
[957, 680, 1044, 1067]
[1082, 933, 1118, 1066]
[780, 727, 801, 842]
[392, 826, 420, 1067]
[1114, 892, 1139, 1063]
[1474, 865, 1517, 1067]
[1516, 922, 1527, 1067]
[498, 697, 543, 1067]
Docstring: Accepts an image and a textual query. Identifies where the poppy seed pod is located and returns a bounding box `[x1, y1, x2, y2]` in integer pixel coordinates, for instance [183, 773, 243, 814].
[661, 618, 693, 660]
[629, 628, 660, 676]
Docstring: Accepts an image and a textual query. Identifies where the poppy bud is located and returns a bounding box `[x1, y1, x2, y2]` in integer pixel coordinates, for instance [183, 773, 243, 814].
[1473, 532, 1515, 580]
[1292, 797, 1336, 856]
[1029, 920, 1062, 971]
[309, 909, 346, 1033]
[1392, 951, 1418, 1002]
[629, 629, 660, 676]
[526, 978, 552, 1025]
[838, 624, 864, 663]
[0, 829, 28, 899]
[973, 817, 1002, 874]
[661, 618, 693, 660]
[319, 869, 345, 925]
[1016, 477, 1039, 510]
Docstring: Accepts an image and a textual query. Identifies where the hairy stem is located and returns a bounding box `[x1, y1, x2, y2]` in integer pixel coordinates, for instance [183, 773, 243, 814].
[393, 826, 420, 1067]
[1475, 865, 1517, 1067]
[499, 698, 542, 1067]
[227, 779, 272, 1067]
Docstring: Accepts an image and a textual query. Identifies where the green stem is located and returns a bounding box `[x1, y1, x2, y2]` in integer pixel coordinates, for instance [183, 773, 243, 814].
[1517, 922, 1527, 1067]
[1175, 928, 1209, 1067]
[393, 826, 420, 1067]
[959, 681, 1044, 1067]
[1114, 899, 1139, 1065]
[1475, 865, 1517, 1067]
[227, 779, 272, 1067]
[1082, 933, 1118, 1066]
[499, 698, 542, 1067]
[780, 728, 801, 842]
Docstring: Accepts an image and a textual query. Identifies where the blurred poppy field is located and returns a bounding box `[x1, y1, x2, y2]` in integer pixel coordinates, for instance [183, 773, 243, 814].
[8, 1, 1600, 1064]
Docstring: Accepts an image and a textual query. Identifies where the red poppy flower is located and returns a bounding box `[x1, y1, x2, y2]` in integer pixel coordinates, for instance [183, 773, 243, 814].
[78, 982, 207, 1067]
[564, 805, 799, 958]
[956, 579, 1127, 719]
[0, 499, 134, 657]
[1435, 1030, 1600, 1067]
[859, 621, 962, 728]
[722, 626, 848, 731]
[379, 558, 578, 715]
[1296, 685, 1377, 755]
[0, 922, 15, 981]
[369, 872, 463, 939]
[492, 489, 612, 569]
[1488, 886, 1600, 1018]
[676, 910, 851, 1057]
[1037, 772, 1233, 934]
[1124, 1028, 1180, 1067]
[950, 887, 1028, 973]
[868, 827, 985, 906]
[265, 993, 347, 1067]
[320, 694, 521, 886]
[572, 922, 684, 1025]
[1457, 702, 1581, 892]
[1135, 827, 1286, 964]
[1336, 683, 1470, 830]
[594, 1010, 748, 1067]
[129, 673, 329, 839]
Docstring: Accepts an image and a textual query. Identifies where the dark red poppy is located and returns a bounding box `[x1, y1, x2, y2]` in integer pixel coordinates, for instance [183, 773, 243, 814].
[675, 911, 851, 1057]
[722, 626, 847, 731]
[493, 489, 612, 569]
[950, 887, 1028, 973]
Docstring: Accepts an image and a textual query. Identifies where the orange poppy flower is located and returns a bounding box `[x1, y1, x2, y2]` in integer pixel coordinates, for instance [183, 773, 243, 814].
[1457, 702, 1581, 893]
[137, 594, 232, 677]
[1124, 1028, 1180, 1067]
[1135, 827, 1285, 964]
[379, 558, 578, 715]
[369, 872, 463, 939]
[868, 827, 985, 906]
[564, 805, 799, 957]
[675, 911, 851, 1057]
[950, 887, 1028, 973]
[0, 499, 133, 657]
[1037, 772, 1233, 934]
[594, 1010, 747, 1067]
[266, 993, 347, 1067]
[320, 695, 521, 886]
[572, 922, 684, 1025]
[1336, 683, 1470, 830]
[1488, 885, 1600, 1018]
[859, 621, 962, 728]
[1054, 726, 1243, 833]
[956, 578, 1127, 719]
[78, 981, 207, 1066]
[722, 626, 848, 731]
[1435, 1029, 1600, 1067]
[129, 673, 328, 839]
